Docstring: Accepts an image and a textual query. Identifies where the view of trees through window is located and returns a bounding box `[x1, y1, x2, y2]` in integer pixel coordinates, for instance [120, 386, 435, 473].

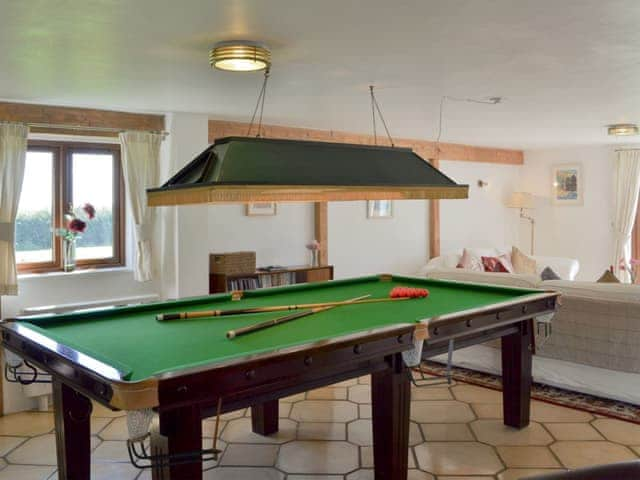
[14, 143, 123, 270]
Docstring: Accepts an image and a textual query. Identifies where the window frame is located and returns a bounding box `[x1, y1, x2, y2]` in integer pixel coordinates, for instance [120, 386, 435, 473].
[17, 140, 125, 273]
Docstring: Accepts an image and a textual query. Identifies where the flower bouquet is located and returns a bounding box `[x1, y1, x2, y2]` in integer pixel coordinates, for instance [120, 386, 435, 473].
[619, 257, 640, 284]
[56, 203, 95, 271]
[306, 239, 321, 267]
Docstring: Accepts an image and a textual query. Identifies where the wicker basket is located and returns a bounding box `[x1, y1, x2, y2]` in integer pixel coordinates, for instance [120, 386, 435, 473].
[210, 252, 256, 275]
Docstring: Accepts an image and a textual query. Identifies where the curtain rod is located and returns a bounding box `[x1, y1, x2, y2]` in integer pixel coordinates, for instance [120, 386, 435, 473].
[614, 147, 640, 152]
[9, 121, 169, 137]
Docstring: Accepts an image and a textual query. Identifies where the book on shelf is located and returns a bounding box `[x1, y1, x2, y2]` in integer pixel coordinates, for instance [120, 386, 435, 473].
[227, 272, 297, 291]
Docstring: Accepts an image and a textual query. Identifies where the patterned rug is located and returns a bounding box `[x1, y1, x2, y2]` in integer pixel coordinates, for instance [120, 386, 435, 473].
[417, 360, 640, 424]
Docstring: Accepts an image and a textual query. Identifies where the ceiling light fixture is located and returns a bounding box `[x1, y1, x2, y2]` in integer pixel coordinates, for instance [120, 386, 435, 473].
[608, 123, 639, 136]
[209, 41, 271, 72]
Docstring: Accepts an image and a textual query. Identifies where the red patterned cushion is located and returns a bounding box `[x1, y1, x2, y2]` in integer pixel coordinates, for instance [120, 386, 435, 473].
[481, 255, 512, 273]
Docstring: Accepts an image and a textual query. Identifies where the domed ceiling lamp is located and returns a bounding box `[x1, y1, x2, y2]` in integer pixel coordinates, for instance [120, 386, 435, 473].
[608, 123, 639, 136]
[209, 41, 271, 72]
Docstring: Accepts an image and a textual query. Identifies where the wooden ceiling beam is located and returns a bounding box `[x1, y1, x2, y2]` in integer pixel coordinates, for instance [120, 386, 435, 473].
[209, 120, 523, 165]
[0, 102, 165, 136]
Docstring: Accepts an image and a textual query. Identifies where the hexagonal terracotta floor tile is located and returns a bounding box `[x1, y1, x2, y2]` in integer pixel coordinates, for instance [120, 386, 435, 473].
[530, 401, 592, 423]
[592, 418, 640, 444]
[411, 401, 475, 423]
[348, 385, 371, 404]
[221, 417, 296, 444]
[498, 469, 566, 480]
[346, 419, 422, 446]
[0, 412, 53, 437]
[290, 401, 358, 423]
[496, 446, 561, 468]
[203, 467, 284, 479]
[277, 441, 358, 474]
[543, 422, 603, 441]
[470, 419, 553, 446]
[550, 441, 637, 469]
[414, 441, 503, 475]
[452, 385, 503, 403]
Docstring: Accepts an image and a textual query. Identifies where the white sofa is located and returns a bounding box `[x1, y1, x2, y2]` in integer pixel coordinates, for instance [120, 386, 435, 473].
[419, 249, 640, 404]
[421, 248, 580, 281]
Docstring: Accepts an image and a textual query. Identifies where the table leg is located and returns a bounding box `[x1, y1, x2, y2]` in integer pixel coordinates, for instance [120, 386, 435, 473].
[153, 406, 203, 480]
[371, 353, 410, 480]
[251, 400, 279, 435]
[53, 380, 92, 480]
[501, 319, 533, 428]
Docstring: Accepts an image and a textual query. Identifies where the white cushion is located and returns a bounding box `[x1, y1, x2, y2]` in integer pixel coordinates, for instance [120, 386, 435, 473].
[532, 255, 580, 281]
[542, 279, 640, 304]
[424, 268, 540, 289]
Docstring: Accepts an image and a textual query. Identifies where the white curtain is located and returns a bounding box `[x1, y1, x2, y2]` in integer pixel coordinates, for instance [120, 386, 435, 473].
[119, 131, 163, 282]
[0, 123, 29, 295]
[611, 149, 640, 283]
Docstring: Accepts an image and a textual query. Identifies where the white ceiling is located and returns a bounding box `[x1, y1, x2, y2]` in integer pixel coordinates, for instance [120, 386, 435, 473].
[2, 0, 640, 149]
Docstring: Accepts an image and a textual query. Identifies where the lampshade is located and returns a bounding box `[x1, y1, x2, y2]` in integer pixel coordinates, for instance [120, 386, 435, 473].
[506, 192, 534, 209]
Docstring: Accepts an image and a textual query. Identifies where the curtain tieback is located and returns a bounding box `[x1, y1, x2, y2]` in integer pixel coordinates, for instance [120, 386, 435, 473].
[135, 224, 151, 242]
[0, 222, 15, 243]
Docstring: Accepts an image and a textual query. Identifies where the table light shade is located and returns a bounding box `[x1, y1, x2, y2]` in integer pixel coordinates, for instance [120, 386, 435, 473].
[506, 192, 534, 209]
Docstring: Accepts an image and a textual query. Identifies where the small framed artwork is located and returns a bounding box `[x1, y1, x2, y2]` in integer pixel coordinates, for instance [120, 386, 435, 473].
[552, 164, 583, 206]
[367, 200, 393, 218]
[246, 202, 277, 216]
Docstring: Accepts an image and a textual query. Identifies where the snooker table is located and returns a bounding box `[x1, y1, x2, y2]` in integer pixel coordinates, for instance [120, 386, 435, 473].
[0, 274, 559, 480]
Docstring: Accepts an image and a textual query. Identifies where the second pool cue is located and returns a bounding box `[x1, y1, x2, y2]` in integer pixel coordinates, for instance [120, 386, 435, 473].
[156, 294, 406, 321]
[226, 294, 370, 339]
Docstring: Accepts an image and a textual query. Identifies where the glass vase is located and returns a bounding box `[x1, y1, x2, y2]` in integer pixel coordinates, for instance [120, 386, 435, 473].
[311, 250, 319, 267]
[63, 239, 76, 272]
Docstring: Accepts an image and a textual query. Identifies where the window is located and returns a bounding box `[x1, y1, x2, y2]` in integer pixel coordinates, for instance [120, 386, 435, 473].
[15, 141, 124, 272]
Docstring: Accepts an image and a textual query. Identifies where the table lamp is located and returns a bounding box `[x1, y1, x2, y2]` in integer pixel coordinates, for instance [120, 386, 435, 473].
[506, 192, 535, 255]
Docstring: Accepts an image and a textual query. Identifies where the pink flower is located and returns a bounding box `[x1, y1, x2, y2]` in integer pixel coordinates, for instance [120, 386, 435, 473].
[631, 259, 640, 266]
[68, 218, 87, 233]
[306, 240, 320, 251]
[82, 203, 96, 220]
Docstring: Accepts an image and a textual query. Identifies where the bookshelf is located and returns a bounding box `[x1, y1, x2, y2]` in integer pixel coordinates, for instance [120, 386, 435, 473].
[209, 265, 334, 294]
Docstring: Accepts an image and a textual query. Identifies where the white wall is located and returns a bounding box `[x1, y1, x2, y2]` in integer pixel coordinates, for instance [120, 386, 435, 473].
[329, 200, 428, 278]
[521, 146, 615, 280]
[439, 160, 522, 254]
[208, 204, 313, 267]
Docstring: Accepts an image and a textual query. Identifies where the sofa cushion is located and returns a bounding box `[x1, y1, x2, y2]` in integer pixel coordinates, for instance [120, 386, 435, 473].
[532, 255, 580, 281]
[481, 255, 513, 273]
[512, 247, 537, 275]
[540, 266, 561, 281]
[542, 279, 640, 304]
[424, 268, 540, 288]
[597, 269, 620, 283]
[457, 248, 484, 271]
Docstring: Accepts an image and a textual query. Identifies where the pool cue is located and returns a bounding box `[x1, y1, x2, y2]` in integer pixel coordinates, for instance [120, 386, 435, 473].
[226, 294, 370, 339]
[156, 295, 411, 322]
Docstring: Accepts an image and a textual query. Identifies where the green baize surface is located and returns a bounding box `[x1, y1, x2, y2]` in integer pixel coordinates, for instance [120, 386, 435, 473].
[20, 276, 539, 381]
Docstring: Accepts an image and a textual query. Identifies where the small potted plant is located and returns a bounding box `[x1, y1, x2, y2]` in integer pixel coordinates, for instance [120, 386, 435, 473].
[56, 203, 95, 272]
[306, 239, 321, 267]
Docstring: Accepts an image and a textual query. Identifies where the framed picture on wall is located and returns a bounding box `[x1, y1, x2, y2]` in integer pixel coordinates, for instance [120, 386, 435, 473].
[367, 200, 393, 218]
[246, 202, 277, 216]
[552, 164, 583, 206]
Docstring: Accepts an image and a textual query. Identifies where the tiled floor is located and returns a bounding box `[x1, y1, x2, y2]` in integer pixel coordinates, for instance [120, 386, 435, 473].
[1, 375, 639, 479]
